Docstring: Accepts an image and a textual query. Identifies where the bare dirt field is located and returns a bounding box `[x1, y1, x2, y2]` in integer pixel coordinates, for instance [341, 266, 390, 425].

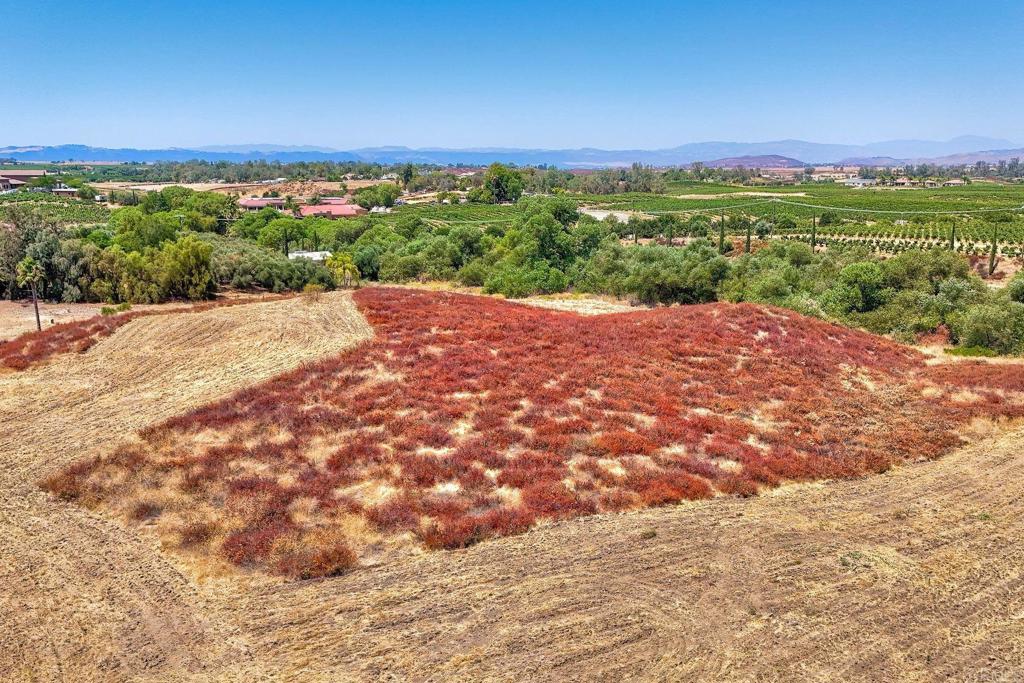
[3, 292, 1024, 681]
[0, 294, 275, 341]
[0, 300, 153, 340]
[518, 292, 637, 315]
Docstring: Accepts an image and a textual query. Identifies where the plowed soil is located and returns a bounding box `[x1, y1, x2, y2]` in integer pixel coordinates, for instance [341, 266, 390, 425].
[2, 291, 1023, 681]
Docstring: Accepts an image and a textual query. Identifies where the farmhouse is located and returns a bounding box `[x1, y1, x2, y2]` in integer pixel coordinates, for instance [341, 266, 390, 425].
[943, 178, 967, 187]
[239, 197, 287, 211]
[298, 203, 367, 219]
[842, 177, 877, 188]
[51, 185, 78, 197]
[811, 171, 855, 181]
[0, 169, 49, 184]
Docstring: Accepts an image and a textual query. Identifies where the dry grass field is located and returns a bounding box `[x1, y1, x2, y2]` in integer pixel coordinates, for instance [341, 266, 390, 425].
[0, 300, 161, 340]
[3, 289, 1024, 681]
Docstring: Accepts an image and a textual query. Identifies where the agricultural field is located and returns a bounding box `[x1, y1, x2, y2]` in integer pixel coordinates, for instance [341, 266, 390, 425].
[0, 192, 110, 225]
[581, 182, 1024, 214]
[572, 182, 1024, 258]
[5, 287, 1024, 680]
[388, 201, 518, 229]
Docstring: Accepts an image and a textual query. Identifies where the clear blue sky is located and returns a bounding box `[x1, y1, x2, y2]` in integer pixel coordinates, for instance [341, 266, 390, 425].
[4, 0, 1023, 150]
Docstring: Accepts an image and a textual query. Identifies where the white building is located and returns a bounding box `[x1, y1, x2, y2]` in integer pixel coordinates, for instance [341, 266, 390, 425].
[288, 250, 332, 263]
[842, 177, 877, 188]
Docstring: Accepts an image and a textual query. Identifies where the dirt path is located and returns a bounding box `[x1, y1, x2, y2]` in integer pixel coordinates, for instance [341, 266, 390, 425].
[3, 292, 1024, 681]
[0, 293, 373, 682]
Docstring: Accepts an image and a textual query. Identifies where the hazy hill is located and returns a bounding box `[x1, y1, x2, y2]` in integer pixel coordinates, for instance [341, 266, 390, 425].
[1, 137, 1019, 167]
[702, 155, 806, 168]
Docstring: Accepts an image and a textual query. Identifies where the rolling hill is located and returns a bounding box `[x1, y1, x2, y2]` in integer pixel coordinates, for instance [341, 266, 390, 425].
[2, 136, 1019, 167]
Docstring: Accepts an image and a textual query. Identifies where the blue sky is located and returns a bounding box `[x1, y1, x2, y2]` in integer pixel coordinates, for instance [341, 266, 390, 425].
[4, 0, 1023, 149]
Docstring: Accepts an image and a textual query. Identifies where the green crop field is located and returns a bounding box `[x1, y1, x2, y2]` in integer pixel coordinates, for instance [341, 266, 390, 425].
[0, 193, 111, 225]
[560, 181, 1024, 257]
[575, 182, 1024, 215]
[389, 202, 518, 228]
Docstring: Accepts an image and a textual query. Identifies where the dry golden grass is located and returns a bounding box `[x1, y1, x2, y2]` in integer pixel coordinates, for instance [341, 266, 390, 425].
[4, 289, 1024, 681]
[0, 292, 372, 680]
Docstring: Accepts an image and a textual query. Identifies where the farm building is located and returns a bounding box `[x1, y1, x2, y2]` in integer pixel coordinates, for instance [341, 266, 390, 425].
[0, 169, 49, 184]
[288, 250, 331, 262]
[842, 177, 877, 188]
[943, 178, 967, 187]
[811, 171, 855, 181]
[299, 203, 367, 219]
[239, 197, 287, 211]
[0, 176, 23, 192]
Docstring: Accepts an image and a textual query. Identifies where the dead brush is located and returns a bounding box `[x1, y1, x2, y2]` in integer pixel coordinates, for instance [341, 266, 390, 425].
[42, 287, 1024, 579]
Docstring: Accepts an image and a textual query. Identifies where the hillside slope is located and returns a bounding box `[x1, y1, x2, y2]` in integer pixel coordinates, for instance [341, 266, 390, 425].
[4, 289, 1024, 681]
[0, 293, 372, 681]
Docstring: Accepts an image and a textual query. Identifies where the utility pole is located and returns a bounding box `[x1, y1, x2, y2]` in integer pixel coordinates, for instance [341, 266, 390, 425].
[30, 279, 40, 331]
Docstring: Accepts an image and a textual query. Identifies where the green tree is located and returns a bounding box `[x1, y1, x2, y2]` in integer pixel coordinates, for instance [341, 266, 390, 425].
[154, 235, 216, 300]
[29, 175, 59, 190]
[326, 252, 360, 288]
[258, 217, 306, 256]
[354, 184, 401, 209]
[483, 163, 524, 204]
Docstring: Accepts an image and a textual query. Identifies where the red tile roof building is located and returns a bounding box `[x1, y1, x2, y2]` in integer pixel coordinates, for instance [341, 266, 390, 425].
[298, 203, 367, 219]
[239, 197, 288, 211]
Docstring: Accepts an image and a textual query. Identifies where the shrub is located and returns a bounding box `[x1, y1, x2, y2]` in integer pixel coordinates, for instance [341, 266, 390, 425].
[949, 303, 1024, 354]
[44, 287, 1024, 580]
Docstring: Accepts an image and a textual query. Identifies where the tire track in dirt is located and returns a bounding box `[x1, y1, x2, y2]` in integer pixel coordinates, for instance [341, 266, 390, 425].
[221, 427, 1024, 682]
[0, 293, 373, 682]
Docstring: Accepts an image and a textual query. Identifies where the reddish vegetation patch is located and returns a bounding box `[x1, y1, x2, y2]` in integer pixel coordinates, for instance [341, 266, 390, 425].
[44, 288, 1024, 578]
[0, 296, 290, 371]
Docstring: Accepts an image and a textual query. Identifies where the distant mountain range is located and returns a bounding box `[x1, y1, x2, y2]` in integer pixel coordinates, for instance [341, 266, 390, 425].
[702, 155, 806, 169]
[1, 136, 1022, 168]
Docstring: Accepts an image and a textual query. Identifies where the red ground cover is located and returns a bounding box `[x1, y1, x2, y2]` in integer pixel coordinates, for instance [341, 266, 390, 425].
[45, 288, 1024, 578]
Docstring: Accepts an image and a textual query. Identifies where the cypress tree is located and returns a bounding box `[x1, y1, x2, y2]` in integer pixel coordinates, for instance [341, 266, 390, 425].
[718, 212, 726, 254]
[989, 223, 999, 276]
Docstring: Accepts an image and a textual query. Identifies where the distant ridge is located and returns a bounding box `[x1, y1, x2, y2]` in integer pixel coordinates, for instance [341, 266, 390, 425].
[701, 155, 806, 169]
[835, 156, 904, 167]
[0, 137, 1019, 168]
[918, 148, 1024, 165]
